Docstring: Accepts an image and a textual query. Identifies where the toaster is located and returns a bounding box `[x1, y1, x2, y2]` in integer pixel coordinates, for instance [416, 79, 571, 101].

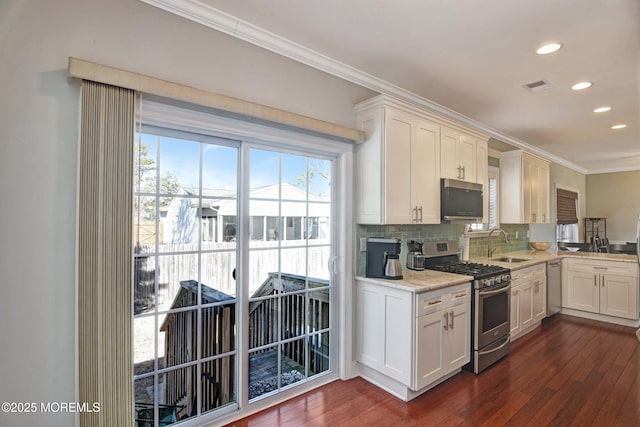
[406, 252, 425, 270]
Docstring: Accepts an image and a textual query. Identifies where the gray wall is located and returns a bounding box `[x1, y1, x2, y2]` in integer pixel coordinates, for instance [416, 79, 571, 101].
[0, 1, 372, 425]
[586, 171, 640, 242]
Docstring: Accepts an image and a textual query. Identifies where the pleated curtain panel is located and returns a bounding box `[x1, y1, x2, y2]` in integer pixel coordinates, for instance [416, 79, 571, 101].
[78, 80, 135, 426]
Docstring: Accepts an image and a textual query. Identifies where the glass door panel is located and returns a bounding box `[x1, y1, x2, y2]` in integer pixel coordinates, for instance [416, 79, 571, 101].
[133, 131, 239, 425]
[247, 148, 333, 401]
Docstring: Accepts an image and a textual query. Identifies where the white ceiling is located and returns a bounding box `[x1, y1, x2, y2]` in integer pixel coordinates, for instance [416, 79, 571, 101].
[145, 0, 639, 174]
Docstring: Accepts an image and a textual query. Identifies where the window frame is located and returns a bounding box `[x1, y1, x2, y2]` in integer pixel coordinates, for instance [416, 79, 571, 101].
[466, 165, 500, 236]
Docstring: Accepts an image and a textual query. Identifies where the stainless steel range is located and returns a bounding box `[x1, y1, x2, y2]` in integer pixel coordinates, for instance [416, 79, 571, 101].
[422, 240, 511, 374]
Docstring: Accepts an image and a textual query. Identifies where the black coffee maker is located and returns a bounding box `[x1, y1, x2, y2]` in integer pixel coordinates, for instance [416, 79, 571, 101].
[365, 237, 403, 280]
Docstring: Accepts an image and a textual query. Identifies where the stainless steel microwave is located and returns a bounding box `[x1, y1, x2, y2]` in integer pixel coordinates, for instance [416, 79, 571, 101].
[440, 178, 483, 222]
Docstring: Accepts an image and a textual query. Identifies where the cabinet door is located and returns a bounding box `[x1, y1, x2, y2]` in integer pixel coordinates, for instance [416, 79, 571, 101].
[446, 304, 471, 371]
[440, 127, 461, 180]
[384, 110, 414, 224]
[356, 283, 386, 368]
[600, 274, 638, 319]
[458, 133, 477, 182]
[522, 158, 534, 224]
[537, 161, 550, 223]
[510, 286, 520, 337]
[519, 281, 534, 330]
[566, 271, 599, 313]
[415, 311, 446, 390]
[412, 120, 441, 223]
[532, 277, 546, 322]
[356, 281, 412, 386]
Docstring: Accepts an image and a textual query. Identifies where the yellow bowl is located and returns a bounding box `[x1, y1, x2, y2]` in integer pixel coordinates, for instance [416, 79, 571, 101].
[529, 242, 552, 251]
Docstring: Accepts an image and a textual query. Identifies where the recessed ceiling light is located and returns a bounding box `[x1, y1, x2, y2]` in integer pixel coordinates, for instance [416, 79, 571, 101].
[536, 43, 562, 55]
[593, 106, 611, 113]
[611, 124, 627, 130]
[571, 81, 593, 91]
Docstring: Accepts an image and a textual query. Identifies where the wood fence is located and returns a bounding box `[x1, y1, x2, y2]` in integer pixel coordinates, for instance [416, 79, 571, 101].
[134, 241, 330, 313]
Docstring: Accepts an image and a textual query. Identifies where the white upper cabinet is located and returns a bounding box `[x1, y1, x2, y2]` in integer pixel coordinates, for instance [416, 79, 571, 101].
[500, 151, 551, 224]
[441, 127, 479, 183]
[354, 95, 488, 225]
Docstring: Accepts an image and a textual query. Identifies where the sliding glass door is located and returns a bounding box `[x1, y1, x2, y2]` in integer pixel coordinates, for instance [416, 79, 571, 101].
[132, 125, 335, 425]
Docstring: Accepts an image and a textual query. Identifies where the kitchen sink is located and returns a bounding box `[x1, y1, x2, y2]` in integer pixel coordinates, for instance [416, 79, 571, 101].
[494, 257, 529, 263]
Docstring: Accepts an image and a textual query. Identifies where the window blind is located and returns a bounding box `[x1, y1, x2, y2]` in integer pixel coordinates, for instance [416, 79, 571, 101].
[78, 80, 134, 426]
[556, 188, 578, 224]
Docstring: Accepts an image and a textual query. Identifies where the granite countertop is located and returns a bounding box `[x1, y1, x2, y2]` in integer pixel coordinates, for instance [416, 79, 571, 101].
[355, 250, 638, 293]
[355, 269, 474, 293]
[472, 249, 638, 271]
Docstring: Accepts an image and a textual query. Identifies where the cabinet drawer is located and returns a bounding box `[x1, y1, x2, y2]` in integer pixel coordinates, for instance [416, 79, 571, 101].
[512, 263, 545, 281]
[415, 283, 471, 317]
[565, 258, 638, 277]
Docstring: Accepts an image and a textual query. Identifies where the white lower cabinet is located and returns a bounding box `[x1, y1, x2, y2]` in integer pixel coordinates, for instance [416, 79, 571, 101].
[415, 295, 470, 390]
[563, 258, 639, 320]
[510, 263, 546, 341]
[355, 279, 471, 399]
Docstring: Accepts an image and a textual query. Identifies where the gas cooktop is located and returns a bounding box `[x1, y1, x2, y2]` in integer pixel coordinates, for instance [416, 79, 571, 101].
[426, 262, 510, 280]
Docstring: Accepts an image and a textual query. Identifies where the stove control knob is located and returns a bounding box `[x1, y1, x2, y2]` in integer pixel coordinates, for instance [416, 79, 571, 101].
[495, 276, 501, 284]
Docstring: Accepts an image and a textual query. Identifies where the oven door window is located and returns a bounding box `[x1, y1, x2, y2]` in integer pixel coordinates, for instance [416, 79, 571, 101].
[482, 290, 509, 332]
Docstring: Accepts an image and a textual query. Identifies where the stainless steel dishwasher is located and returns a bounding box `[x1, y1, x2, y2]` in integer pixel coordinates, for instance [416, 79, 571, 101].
[547, 259, 562, 317]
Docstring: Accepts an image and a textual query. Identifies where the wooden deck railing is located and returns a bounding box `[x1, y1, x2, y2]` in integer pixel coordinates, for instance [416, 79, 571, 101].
[158, 273, 329, 417]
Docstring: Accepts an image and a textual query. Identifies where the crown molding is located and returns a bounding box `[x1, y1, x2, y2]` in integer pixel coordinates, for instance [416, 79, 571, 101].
[585, 165, 640, 175]
[141, 0, 592, 174]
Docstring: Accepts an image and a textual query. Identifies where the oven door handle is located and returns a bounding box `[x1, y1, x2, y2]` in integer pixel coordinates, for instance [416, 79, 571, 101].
[478, 284, 510, 297]
[477, 336, 510, 355]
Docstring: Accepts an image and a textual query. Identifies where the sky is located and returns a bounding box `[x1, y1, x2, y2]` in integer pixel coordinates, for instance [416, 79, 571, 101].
[137, 133, 331, 197]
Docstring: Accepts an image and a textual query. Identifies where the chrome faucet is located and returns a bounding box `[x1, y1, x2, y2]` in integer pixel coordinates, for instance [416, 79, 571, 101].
[487, 228, 509, 258]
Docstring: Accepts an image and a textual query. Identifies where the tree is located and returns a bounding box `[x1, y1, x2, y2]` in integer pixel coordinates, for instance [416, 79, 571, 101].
[296, 158, 331, 197]
[134, 141, 181, 222]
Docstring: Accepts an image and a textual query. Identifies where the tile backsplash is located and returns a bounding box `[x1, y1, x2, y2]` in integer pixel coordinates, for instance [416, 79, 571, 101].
[355, 223, 529, 275]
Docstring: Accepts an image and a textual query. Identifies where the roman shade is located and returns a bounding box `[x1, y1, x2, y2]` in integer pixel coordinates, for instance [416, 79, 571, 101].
[556, 188, 578, 224]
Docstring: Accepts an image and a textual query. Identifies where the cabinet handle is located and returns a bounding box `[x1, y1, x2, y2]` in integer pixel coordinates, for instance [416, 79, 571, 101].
[444, 313, 449, 330]
[428, 300, 442, 305]
[462, 166, 466, 180]
[532, 212, 536, 223]
[418, 206, 423, 222]
[457, 165, 462, 179]
[601, 275, 604, 287]
[454, 293, 467, 298]
[593, 266, 608, 270]
[542, 213, 546, 222]
[594, 275, 597, 287]
[449, 310, 454, 329]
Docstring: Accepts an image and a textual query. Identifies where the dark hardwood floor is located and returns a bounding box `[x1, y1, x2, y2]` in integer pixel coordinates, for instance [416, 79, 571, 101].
[226, 315, 639, 426]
